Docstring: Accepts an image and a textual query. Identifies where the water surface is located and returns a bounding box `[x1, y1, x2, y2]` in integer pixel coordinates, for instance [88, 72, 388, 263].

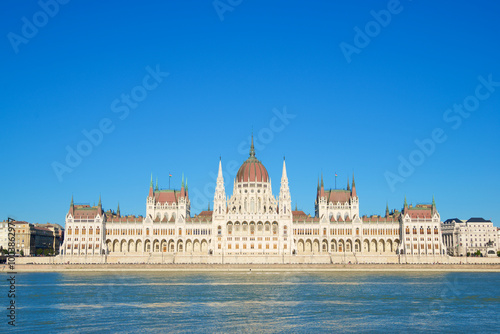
[3, 271, 499, 332]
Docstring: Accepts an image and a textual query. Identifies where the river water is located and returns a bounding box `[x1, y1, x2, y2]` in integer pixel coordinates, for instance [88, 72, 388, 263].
[3, 271, 499, 332]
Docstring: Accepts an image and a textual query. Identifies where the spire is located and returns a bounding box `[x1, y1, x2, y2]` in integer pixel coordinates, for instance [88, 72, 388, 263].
[317, 177, 320, 192]
[148, 174, 154, 197]
[249, 133, 256, 158]
[98, 194, 101, 207]
[70, 195, 74, 207]
[386, 202, 389, 217]
[320, 172, 324, 189]
[347, 177, 350, 191]
[208, 202, 211, 211]
[281, 157, 287, 180]
[295, 202, 298, 211]
[404, 196, 408, 210]
[218, 157, 223, 178]
[181, 173, 185, 197]
[432, 195, 436, 214]
[351, 172, 357, 197]
[155, 177, 158, 191]
[117, 202, 121, 217]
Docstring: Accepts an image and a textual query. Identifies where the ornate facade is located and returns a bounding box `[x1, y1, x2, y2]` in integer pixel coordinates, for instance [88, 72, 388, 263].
[61, 137, 447, 262]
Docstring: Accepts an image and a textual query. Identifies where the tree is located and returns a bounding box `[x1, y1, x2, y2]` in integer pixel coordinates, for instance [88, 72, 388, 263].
[20, 250, 24, 257]
[497, 251, 500, 257]
[475, 250, 481, 257]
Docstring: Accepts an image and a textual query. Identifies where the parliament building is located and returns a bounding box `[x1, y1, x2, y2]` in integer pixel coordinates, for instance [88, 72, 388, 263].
[60, 137, 447, 264]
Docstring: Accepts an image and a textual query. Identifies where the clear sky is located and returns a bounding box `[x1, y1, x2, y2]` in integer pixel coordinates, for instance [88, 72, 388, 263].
[1, 0, 499, 227]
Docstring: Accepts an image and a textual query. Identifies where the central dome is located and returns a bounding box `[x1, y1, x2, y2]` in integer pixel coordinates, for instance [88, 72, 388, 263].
[236, 136, 269, 183]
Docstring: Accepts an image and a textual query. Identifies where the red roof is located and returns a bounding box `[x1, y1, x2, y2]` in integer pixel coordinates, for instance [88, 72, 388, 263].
[326, 190, 351, 203]
[236, 157, 269, 183]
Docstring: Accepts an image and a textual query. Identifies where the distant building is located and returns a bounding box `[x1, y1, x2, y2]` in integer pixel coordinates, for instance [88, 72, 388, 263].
[6, 221, 64, 256]
[13, 221, 35, 256]
[442, 218, 497, 256]
[0, 221, 10, 251]
[34, 223, 65, 255]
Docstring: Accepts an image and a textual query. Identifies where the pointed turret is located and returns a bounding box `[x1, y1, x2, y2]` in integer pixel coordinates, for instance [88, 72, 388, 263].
[279, 157, 291, 215]
[404, 196, 408, 212]
[180, 173, 185, 197]
[149, 174, 154, 197]
[208, 202, 211, 211]
[320, 172, 325, 197]
[213, 158, 226, 217]
[351, 173, 357, 198]
[68, 195, 75, 216]
[155, 177, 159, 191]
[117, 202, 121, 217]
[386, 202, 390, 217]
[432, 195, 436, 215]
[98, 194, 102, 207]
[347, 177, 350, 191]
[185, 178, 189, 197]
[295, 203, 298, 211]
[249, 133, 256, 158]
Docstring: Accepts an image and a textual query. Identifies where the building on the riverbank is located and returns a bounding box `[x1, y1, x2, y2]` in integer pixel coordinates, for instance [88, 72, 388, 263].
[4, 221, 64, 256]
[60, 137, 447, 263]
[0, 221, 9, 251]
[441, 218, 497, 256]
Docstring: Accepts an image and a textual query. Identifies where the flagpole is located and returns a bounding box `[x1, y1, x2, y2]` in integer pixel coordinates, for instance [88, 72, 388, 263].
[169, 173, 171, 189]
[335, 173, 337, 189]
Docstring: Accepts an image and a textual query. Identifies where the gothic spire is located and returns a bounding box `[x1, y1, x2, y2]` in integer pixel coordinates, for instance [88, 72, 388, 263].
[386, 202, 389, 217]
[218, 157, 223, 179]
[117, 202, 121, 217]
[98, 194, 101, 207]
[150, 173, 153, 188]
[351, 172, 357, 197]
[155, 177, 159, 191]
[249, 133, 256, 158]
[281, 157, 287, 180]
[70, 195, 74, 207]
[347, 177, 350, 191]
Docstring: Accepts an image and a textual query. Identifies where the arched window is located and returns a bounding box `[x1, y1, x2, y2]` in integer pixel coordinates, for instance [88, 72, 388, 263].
[82, 228, 86, 235]
[283, 225, 287, 235]
[146, 228, 150, 236]
[75, 227, 79, 235]
[68, 228, 72, 235]
[217, 226, 222, 235]
[89, 227, 93, 235]
[96, 227, 100, 235]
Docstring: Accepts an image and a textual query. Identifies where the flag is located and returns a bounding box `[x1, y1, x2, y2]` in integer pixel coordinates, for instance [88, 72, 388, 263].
[169, 173, 172, 177]
[335, 173, 338, 177]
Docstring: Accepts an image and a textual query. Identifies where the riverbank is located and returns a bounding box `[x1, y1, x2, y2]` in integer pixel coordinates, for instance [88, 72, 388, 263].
[4, 263, 500, 272]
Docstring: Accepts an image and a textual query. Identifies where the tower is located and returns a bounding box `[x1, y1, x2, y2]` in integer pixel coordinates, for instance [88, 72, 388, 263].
[213, 158, 227, 218]
[279, 157, 291, 216]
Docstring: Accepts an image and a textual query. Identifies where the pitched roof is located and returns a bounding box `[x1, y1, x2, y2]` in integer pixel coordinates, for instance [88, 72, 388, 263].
[467, 217, 491, 223]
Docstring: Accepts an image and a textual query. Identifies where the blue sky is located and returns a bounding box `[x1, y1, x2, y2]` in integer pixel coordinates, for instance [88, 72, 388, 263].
[1, 0, 499, 227]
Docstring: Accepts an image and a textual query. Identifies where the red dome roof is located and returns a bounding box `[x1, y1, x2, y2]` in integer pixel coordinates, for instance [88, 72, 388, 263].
[236, 135, 269, 183]
[236, 156, 269, 183]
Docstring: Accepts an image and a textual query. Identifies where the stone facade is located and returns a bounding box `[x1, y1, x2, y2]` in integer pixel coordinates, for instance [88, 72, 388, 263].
[60, 138, 448, 263]
[442, 218, 497, 256]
